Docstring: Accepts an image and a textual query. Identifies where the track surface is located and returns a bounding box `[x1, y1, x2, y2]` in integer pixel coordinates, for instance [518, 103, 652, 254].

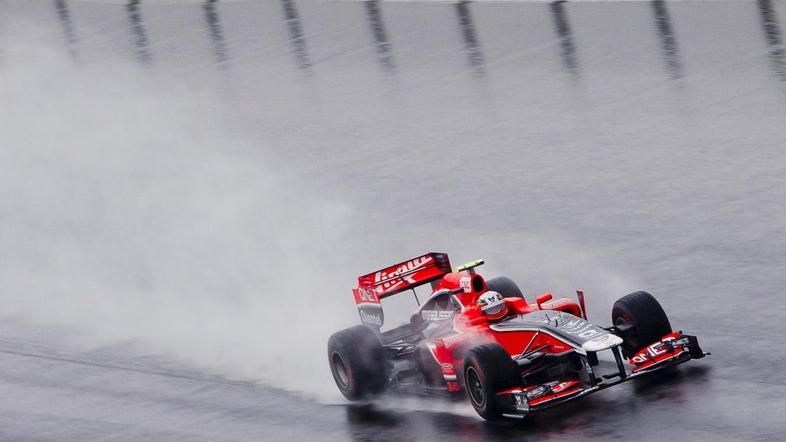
[2, 0, 786, 440]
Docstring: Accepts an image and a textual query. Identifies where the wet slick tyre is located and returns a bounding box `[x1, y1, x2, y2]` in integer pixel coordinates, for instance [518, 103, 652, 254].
[612, 291, 672, 358]
[463, 343, 519, 420]
[328, 325, 389, 400]
[485, 276, 524, 299]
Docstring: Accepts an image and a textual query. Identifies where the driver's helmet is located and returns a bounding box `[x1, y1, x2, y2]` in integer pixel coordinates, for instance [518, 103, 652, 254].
[477, 291, 509, 321]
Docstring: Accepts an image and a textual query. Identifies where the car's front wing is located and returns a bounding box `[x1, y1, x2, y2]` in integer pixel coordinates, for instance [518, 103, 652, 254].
[496, 332, 709, 418]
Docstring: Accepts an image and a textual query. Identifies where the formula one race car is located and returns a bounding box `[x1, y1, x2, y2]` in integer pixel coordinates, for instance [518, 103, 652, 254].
[327, 252, 709, 420]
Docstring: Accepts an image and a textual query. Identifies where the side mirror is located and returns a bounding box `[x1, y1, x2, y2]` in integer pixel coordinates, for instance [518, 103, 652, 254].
[536, 293, 553, 308]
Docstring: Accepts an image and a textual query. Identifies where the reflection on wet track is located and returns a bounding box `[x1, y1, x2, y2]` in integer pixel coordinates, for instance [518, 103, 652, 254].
[281, 0, 311, 69]
[203, 0, 229, 67]
[757, 0, 786, 81]
[550, 0, 580, 77]
[126, 0, 152, 65]
[456, 1, 485, 76]
[2, 0, 786, 440]
[652, 0, 682, 80]
[54, 0, 80, 62]
[33, 0, 786, 85]
[365, 0, 395, 73]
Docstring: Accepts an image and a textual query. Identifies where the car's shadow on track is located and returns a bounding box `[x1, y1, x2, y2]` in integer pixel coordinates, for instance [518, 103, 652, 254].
[632, 364, 712, 393]
[342, 365, 712, 441]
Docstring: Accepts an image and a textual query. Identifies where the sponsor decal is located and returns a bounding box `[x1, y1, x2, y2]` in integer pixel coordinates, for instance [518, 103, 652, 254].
[670, 337, 690, 347]
[439, 332, 464, 347]
[525, 385, 550, 400]
[374, 255, 434, 293]
[539, 314, 604, 340]
[633, 336, 681, 364]
[357, 287, 380, 303]
[631, 353, 649, 364]
[593, 334, 611, 343]
[360, 309, 383, 326]
[647, 342, 668, 357]
[551, 381, 577, 393]
[421, 310, 454, 321]
[459, 277, 472, 293]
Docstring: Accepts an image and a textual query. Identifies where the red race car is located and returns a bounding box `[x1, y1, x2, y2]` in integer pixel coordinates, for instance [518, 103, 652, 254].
[328, 252, 708, 420]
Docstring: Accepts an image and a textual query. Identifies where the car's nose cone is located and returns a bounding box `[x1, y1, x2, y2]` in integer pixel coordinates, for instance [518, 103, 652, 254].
[582, 334, 624, 352]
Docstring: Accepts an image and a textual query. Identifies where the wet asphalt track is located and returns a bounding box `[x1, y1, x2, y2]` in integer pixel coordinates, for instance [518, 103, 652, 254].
[2, 0, 786, 440]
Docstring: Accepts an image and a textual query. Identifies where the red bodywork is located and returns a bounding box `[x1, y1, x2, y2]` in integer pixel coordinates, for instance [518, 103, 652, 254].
[350, 253, 707, 416]
[425, 273, 582, 390]
[353, 252, 585, 391]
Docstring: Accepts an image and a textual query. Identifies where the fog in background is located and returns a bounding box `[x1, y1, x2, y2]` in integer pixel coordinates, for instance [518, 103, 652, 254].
[0, 15, 632, 399]
[1, 52, 357, 395]
[1, 0, 785, 439]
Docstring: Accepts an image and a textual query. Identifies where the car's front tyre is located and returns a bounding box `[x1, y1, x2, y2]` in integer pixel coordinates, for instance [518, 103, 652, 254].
[612, 291, 672, 357]
[463, 343, 520, 420]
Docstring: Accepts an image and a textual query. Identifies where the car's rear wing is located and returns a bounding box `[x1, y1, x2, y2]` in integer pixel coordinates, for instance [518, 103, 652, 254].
[353, 252, 452, 327]
[357, 252, 452, 298]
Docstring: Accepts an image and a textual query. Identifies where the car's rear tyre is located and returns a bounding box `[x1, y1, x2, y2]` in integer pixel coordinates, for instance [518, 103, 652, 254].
[612, 291, 672, 357]
[485, 276, 524, 299]
[328, 325, 389, 400]
[463, 343, 519, 420]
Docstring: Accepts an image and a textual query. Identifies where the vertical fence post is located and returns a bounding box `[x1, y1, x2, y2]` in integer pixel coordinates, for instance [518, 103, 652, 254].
[550, 0, 579, 77]
[652, 0, 683, 80]
[55, 0, 80, 63]
[757, 0, 786, 81]
[126, 0, 153, 66]
[204, 0, 229, 67]
[455, 1, 485, 77]
[365, 0, 394, 73]
[280, 0, 311, 69]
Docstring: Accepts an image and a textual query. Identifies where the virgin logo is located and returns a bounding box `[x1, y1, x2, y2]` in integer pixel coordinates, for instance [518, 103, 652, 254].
[374, 255, 433, 293]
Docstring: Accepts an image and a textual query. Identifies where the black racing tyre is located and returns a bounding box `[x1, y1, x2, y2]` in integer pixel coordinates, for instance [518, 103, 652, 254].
[463, 343, 520, 420]
[612, 291, 672, 358]
[485, 276, 524, 299]
[327, 325, 389, 400]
